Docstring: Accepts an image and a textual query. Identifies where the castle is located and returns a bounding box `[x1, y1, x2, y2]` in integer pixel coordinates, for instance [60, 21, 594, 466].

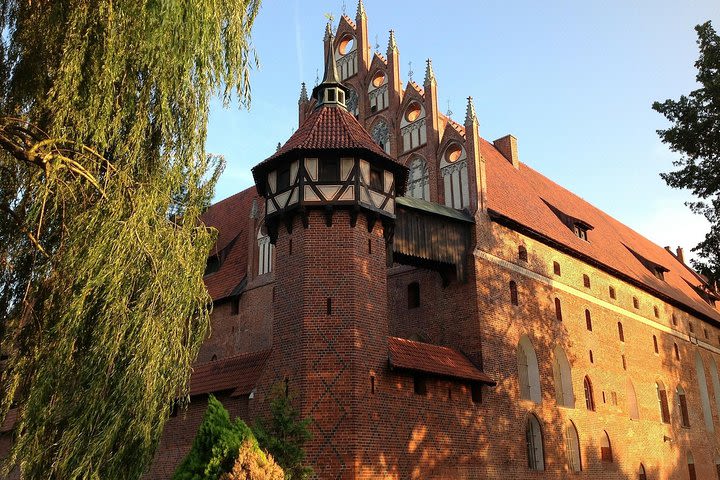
[7, 2, 718, 479]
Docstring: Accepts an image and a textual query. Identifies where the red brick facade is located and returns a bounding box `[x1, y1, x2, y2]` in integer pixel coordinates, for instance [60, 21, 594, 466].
[4, 3, 720, 480]
[145, 3, 720, 479]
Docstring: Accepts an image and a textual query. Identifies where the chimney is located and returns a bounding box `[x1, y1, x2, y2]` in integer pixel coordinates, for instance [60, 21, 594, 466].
[494, 134, 519, 169]
[676, 246, 685, 264]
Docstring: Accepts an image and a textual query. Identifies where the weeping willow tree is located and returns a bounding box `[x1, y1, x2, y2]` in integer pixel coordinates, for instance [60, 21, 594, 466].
[0, 1, 260, 478]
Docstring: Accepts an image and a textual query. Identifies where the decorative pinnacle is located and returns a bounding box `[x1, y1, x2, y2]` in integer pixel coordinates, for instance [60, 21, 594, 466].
[356, 0, 366, 18]
[424, 59, 435, 86]
[299, 82, 308, 103]
[465, 96, 478, 125]
[323, 19, 333, 41]
[387, 30, 397, 56]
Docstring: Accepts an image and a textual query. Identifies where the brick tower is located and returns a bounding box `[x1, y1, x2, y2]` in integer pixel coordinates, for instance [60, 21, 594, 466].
[251, 23, 408, 479]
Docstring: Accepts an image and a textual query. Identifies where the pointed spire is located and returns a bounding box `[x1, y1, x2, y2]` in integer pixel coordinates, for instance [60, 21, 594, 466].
[387, 30, 398, 56]
[424, 59, 435, 86]
[324, 21, 333, 41]
[299, 82, 308, 103]
[312, 22, 348, 110]
[465, 96, 478, 125]
[356, 0, 366, 18]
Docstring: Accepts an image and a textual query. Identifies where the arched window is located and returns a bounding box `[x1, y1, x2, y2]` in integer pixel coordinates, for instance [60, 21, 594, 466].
[584, 376, 595, 411]
[627, 379, 639, 420]
[633, 296, 639, 309]
[638, 463, 647, 480]
[440, 142, 469, 210]
[600, 431, 613, 463]
[678, 385, 690, 427]
[709, 359, 720, 420]
[257, 228, 274, 275]
[688, 451, 696, 480]
[555, 298, 563, 321]
[371, 119, 390, 154]
[695, 352, 714, 432]
[657, 380, 670, 423]
[552, 346, 574, 408]
[518, 336, 541, 403]
[566, 421, 581, 472]
[526, 414, 544, 471]
[654, 305, 660, 318]
[583, 274, 591, 288]
[609, 285, 616, 299]
[553, 261, 561, 276]
[368, 70, 388, 113]
[510, 280, 519, 306]
[618, 322, 624, 342]
[585, 309, 592, 331]
[518, 245, 528, 262]
[406, 155, 429, 200]
[400, 101, 426, 152]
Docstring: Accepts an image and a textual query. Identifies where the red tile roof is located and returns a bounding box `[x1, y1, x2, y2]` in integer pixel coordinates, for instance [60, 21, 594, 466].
[253, 105, 407, 196]
[388, 337, 495, 385]
[201, 187, 260, 301]
[482, 139, 720, 323]
[263, 106, 394, 163]
[189, 349, 271, 397]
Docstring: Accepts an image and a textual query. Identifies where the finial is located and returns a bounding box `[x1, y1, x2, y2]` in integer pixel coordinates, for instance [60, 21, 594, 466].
[374, 34, 380, 52]
[323, 18, 333, 40]
[356, 0, 366, 18]
[299, 82, 308, 103]
[423, 59, 435, 86]
[276, 142, 282, 152]
[315, 69, 320, 87]
[408, 61, 414, 82]
[446, 100, 453, 117]
[311, 22, 348, 110]
[342, 1, 347, 16]
[465, 96, 477, 125]
[387, 30, 397, 56]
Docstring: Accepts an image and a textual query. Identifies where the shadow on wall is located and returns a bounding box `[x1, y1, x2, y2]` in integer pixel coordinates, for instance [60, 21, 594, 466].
[351, 218, 707, 479]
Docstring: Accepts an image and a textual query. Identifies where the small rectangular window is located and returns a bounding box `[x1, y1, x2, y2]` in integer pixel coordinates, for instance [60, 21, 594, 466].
[327, 89, 336, 102]
[277, 166, 291, 191]
[611, 391, 618, 405]
[553, 261, 561, 275]
[583, 274, 591, 289]
[414, 376, 427, 396]
[318, 158, 340, 181]
[471, 383, 482, 404]
[369, 166, 384, 191]
[609, 286, 616, 299]
[408, 282, 420, 309]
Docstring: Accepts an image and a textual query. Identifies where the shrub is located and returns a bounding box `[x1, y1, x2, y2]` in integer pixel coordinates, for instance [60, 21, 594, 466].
[220, 440, 284, 480]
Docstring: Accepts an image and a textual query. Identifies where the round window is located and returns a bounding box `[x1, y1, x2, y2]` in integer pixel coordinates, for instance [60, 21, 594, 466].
[405, 102, 422, 122]
[445, 144, 463, 163]
[371, 71, 386, 88]
[337, 35, 354, 55]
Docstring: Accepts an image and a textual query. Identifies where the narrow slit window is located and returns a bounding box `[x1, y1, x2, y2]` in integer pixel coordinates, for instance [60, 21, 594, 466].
[654, 306, 660, 318]
[653, 335, 659, 354]
[609, 286, 616, 299]
[674, 343, 680, 360]
[326, 297, 332, 315]
[553, 261, 561, 276]
[584, 376, 595, 411]
[555, 298, 562, 321]
[589, 350, 594, 364]
[618, 322, 624, 342]
[633, 296, 640, 309]
[585, 309, 592, 331]
[510, 280, 519, 306]
[622, 354, 627, 371]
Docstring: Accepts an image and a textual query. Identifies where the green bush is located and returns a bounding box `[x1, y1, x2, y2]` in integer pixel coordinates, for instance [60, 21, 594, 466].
[173, 395, 257, 480]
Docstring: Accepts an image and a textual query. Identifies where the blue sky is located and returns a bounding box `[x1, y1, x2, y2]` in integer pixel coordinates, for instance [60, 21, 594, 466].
[206, 0, 719, 261]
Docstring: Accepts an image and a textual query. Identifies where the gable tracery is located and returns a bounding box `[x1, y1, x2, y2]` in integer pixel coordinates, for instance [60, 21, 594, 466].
[335, 32, 358, 80]
[406, 155, 429, 201]
[400, 100, 426, 153]
[371, 119, 390, 154]
[368, 69, 389, 113]
[439, 141, 469, 209]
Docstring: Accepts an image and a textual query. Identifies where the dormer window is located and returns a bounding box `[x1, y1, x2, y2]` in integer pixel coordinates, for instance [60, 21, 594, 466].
[573, 224, 588, 241]
[204, 255, 221, 276]
[625, 245, 669, 282]
[542, 199, 593, 243]
[652, 267, 665, 281]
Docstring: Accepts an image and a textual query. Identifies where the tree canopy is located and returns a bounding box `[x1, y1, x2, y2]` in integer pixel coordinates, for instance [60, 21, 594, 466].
[653, 21, 720, 284]
[0, 1, 260, 478]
